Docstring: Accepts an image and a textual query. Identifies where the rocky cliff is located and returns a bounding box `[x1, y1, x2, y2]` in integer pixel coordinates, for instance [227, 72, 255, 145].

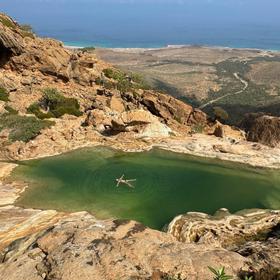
[1, 13, 280, 280]
[0, 13, 251, 162]
[167, 209, 280, 279]
[241, 113, 280, 148]
[1, 206, 280, 280]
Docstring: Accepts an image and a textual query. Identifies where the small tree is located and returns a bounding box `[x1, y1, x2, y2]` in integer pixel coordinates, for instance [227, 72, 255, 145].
[213, 106, 229, 122]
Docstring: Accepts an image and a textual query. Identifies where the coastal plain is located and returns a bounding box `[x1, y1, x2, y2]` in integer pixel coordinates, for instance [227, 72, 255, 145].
[96, 46, 280, 124]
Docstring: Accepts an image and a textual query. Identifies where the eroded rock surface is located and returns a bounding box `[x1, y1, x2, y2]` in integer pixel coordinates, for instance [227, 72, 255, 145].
[167, 209, 280, 249]
[167, 209, 280, 279]
[0, 212, 248, 280]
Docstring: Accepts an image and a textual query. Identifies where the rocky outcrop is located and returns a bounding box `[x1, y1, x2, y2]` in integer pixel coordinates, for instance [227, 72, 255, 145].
[213, 122, 246, 142]
[85, 107, 172, 137]
[167, 209, 280, 279]
[0, 15, 25, 67]
[0, 14, 25, 54]
[140, 90, 208, 131]
[0, 211, 249, 280]
[84, 88, 211, 136]
[241, 113, 280, 147]
[0, 14, 101, 85]
[2, 208, 280, 280]
[167, 209, 280, 249]
[237, 238, 280, 280]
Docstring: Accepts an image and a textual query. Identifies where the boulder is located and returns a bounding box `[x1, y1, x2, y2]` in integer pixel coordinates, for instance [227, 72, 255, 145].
[111, 109, 172, 137]
[240, 113, 280, 147]
[141, 91, 194, 124]
[84, 109, 112, 133]
[213, 122, 246, 142]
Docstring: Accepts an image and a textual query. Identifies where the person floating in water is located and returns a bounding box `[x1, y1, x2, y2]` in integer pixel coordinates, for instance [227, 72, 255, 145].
[116, 174, 136, 188]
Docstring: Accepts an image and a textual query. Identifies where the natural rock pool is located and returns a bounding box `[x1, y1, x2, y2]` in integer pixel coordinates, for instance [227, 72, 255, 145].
[12, 147, 280, 229]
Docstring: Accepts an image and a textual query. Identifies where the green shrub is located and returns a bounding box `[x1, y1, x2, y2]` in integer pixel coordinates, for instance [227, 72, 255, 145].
[0, 87, 9, 102]
[208, 266, 233, 280]
[103, 68, 119, 79]
[27, 103, 53, 119]
[130, 73, 150, 90]
[27, 88, 83, 119]
[0, 114, 54, 142]
[4, 105, 18, 115]
[50, 97, 82, 118]
[102, 68, 150, 92]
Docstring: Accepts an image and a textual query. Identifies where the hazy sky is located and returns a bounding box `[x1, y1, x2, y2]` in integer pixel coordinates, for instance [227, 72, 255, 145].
[1, 0, 279, 26]
[1, 0, 279, 48]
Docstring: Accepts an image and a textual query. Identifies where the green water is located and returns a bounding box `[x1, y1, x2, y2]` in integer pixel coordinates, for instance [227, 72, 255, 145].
[12, 147, 280, 229]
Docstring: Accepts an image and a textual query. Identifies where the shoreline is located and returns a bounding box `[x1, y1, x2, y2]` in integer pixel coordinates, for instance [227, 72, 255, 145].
[0, 135, 277, 221]
[0, 134, 275, 218]
[64, 43, 280, 54]
[2, 132, 279, 207]
[5, 133, 280, 169]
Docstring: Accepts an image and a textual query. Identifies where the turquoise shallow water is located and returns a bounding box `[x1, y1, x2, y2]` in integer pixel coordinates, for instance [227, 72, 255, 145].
[13, 147, 280, 229]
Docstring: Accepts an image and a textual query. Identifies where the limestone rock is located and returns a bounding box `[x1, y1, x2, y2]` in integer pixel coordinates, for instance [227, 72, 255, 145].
[84, 109, 112, 133]
[109, 95, 125, 113]
[167, 209, 280, 249]
[241, 113, 280, 147]
[0, 15, 100, 85]
[0, 15, 25, 57]
[0, 212, 248, 280]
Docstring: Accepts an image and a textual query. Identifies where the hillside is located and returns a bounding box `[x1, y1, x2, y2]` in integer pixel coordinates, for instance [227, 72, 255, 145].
[0, 13, 280, 167]
[0, 13, 218, 160]
[96, 46, 280, 125]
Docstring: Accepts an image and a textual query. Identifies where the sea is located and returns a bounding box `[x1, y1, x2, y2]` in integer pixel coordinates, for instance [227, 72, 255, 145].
[2, 1, 280, 50]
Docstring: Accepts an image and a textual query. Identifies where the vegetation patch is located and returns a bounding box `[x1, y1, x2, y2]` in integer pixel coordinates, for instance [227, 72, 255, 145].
[82, 46, 96, 52]
[4, 105, 18, 115]
[0, 15, 16, 29]
[0, 113, 54, 142]
[27, 88, 83, 119]
[0, 87, 9, 102]
[102, 68, 150, 92]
